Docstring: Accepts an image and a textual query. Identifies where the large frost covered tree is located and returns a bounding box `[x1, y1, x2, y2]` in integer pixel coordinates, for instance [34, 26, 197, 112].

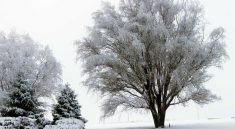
[76, 0, 227, 128]
[52, 84, 86, 123]
[0, 72, 42, 117]
[0, 31, 62, 98]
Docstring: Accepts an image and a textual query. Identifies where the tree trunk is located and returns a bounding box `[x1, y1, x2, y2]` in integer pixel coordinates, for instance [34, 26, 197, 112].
[0, 81, 4, 91]
[150, 108, 159, 128]
[151, 106, 166, 128]
[158, 110, 166, 128]
[150, 108, 166, 128]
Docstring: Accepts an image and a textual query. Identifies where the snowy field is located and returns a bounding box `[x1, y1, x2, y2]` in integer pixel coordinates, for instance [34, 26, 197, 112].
[86, 119, 235, 129]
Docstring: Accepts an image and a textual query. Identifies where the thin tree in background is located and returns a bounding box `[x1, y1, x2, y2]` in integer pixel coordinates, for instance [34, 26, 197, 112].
[0, 32, 62, 98]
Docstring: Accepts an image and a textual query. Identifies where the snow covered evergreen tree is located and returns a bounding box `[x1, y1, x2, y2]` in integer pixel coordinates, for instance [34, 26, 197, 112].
[52, 84, 86, 123]
[0, 72, 42, 117]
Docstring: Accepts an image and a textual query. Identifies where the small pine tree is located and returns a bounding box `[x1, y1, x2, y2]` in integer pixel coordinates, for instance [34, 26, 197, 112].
[52, 84, 86, 123]
[0, 72, 42, 117]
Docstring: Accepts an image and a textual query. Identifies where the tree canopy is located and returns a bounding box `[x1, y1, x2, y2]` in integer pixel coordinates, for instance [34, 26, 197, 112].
[76, 0, 227, 127]
[0, 31, 62, 98]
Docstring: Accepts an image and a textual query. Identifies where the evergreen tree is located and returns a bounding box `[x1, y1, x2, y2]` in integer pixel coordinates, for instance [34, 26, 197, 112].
[52, 84, 86, 123]
[0, 72, 42, 117]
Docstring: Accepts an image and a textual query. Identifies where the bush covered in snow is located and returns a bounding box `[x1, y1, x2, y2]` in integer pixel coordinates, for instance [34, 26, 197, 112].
[0, 115, 51, 129]
[0, 117, 36, 129]
[44, 118, 85, 129]
[34, 113, 51, 129]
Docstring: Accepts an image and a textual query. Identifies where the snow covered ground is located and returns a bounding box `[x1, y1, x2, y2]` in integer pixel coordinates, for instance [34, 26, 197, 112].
[44, 118, 84, 129]
[86, 118, 235, 129]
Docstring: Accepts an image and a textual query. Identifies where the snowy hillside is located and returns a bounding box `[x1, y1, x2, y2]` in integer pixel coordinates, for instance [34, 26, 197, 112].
[86, 119, 235, 129]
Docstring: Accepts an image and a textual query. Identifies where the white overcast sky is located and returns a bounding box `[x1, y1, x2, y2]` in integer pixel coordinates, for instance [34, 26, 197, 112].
[0, 0, 235, 125]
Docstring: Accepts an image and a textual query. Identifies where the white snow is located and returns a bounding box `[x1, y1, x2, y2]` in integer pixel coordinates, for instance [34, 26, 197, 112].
[86, 118, 235, 129]
[1, 117, 234, 129]
[0, 117, 36, 129]
[44, 118, 85, 129]
[169, 119, 235, 129]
